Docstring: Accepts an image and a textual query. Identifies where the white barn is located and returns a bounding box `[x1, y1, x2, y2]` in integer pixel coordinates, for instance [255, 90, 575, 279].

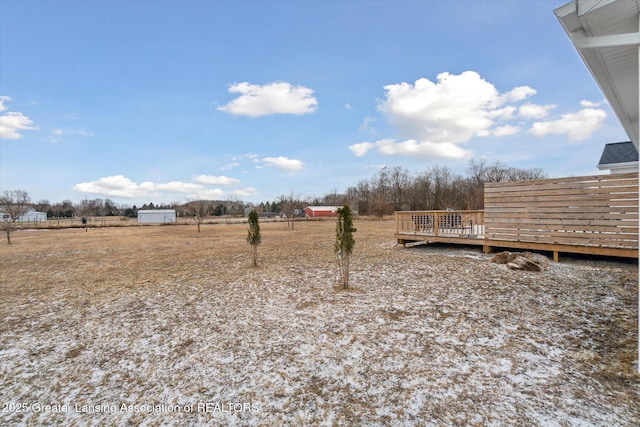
[1, 209, 47, 222]
[137, 209, 176, 224]
[20, 210, 47, 222]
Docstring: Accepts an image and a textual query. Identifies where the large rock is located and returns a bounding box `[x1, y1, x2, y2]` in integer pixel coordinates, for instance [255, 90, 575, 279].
[492, 251, 547, 272]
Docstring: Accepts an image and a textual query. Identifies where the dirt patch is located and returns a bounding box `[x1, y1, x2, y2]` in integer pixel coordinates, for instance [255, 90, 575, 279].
[0, 220, 638, 425]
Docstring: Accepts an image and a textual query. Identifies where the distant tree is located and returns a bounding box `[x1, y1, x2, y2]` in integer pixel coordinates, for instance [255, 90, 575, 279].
[186, 199, 208, 233]
[278, 192, 302, 230]
[123, 207, 136, 218]
[246, 209, 261, 267]
[355, 180, 371, 215]
[467, 160, 547, 209]
[34, 199, 51, 214]
[213, 204, 227, 216]
[322, 189, 343, 205]
[335, 205, 355, 289]
[104, 199, 119, 216]
[0, 190, 31, 244]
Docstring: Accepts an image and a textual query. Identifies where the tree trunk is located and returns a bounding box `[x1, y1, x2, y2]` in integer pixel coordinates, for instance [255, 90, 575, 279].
[5, 225, 11, 244]
[343, 255, 349, 288]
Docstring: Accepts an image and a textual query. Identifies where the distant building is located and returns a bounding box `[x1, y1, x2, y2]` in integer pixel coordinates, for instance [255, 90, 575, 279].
[1, 209, 47, 222]
[304, 206, 341, 218]
[20, 209, 47, 222]
[597, 141, 638, 174]
[137, 209, 176, 224]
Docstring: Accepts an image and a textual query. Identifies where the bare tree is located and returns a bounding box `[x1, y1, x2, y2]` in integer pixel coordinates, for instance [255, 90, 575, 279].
[185, 199, 209, 233]
[0, 190, 31, 244]
[388, 166, 411, 210]
[355, 180, 371, 215]
[277, 192, 302, 230]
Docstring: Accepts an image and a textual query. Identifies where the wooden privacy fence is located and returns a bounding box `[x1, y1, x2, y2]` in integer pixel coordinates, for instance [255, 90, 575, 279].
[483, 172, 638, 259]
[395, 172, 638, 260]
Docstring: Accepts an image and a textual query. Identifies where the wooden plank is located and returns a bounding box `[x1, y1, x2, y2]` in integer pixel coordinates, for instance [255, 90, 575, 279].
[484, 172, 638, 190]
[484, 183, 639, 195]
[484, 235, 638, 248]
[485, 185, 638, 200]
[485, 227, 639, 236]
[485, 224, 638, 235]
[484, 193, 637, 203]
[484, 239, 638, 258]
[485, 224, 639, 235]
[483, 217, 637, 226]
[484, 233, 638, 247]
[485, 209, 638, 215]
[485, 203, 616, 210]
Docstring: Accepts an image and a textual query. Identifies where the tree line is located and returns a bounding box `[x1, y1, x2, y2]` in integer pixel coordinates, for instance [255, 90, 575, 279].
[265, 160, 545, 218]
[342, 159, 546, 217]
[13, 160, 545, 220]
[30, 199, 245, 219]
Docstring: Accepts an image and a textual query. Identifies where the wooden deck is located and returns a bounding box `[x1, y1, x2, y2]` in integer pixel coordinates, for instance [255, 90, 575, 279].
[395, 210, 486, 245]
[395, 172, 639, 261]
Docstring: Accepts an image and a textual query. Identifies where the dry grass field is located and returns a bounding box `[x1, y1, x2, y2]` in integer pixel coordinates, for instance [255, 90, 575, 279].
[1, 219, 638, 426]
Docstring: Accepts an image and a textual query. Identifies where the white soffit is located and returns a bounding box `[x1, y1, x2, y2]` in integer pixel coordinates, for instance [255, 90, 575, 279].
[555, 0, 640, 149]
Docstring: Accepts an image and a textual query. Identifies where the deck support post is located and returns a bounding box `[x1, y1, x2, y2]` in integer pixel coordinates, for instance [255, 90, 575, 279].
[483, 244, 492, 255]
[553, 251, 559, 262]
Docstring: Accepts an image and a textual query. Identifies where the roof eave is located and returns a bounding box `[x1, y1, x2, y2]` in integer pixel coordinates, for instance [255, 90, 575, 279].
[554, 1, 639, 150]
[597, 160, 639, 169]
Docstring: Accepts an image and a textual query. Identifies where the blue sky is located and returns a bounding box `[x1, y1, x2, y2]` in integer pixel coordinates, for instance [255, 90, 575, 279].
[0, 0, 629, 206]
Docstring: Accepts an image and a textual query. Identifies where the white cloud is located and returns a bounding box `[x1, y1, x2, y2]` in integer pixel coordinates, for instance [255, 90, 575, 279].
[358, 117, 377, 134]
[262, 156, 304, 171]
[580, 99, 604, 108]
[529, 108, 606, 141]
[73, 175, 204, 199]
[189, 189, 227, 200]
[0, 96, 11, 112]
[217, 82, 318, 117]
[220, 162, 240, 171]
[155, 181, 202, 192]
[491, 125, 520, 137]
[349, 142, 375, 157]
[365, 71, 534, 160]
[74, 174, 254, 201]
[0, 96, 39, 140]
[351, 138, 471, 160]
[49, 128, 94, 143]
[518, 103, 555, 119]
[379, 72, 505, 143]
[230, 187, 259, 198]
[504, 86, 536, 102]
[74, 176, 148, 198]
[193, 175, 240, 185]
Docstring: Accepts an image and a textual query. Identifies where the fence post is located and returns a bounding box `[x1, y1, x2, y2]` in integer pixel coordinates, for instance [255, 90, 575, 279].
[434, 212, 439, 237]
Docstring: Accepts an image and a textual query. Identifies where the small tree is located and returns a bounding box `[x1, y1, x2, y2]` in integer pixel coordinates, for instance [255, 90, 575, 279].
[0, 190, 31, 244]
[335, 205, 355, 289]
[186, 199, 208, 233]
[278, 192, 302, 230]
[247, 209, 261, 267]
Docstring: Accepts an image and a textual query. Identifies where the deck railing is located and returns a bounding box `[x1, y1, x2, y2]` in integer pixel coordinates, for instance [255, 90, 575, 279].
[395, 210, 484, 238]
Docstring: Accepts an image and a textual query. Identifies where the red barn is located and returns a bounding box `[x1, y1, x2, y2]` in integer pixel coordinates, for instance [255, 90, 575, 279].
[304, 206, 341, 218]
